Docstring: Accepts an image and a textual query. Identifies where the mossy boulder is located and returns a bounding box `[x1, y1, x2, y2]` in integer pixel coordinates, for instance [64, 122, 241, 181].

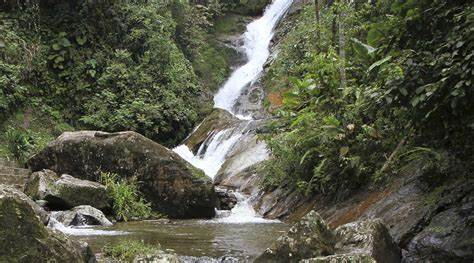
[255, 211, 336, 262]
[27, 131, 217, 219]
[0, 185, 95, 262]
[25, 170, 110, 211]
[256, 211, 401, 263]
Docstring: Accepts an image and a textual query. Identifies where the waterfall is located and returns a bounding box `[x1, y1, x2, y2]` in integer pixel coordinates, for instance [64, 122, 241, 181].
[174, 0, 293, 223]
[213, 0, 293, 115]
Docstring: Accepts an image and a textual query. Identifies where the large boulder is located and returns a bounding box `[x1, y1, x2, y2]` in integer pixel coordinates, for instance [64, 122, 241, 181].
[330, 219, 401, 263]
[256, 211, 401, 263]
[255, 211, 336, 262]
[50, 205, 112, 227]
[27, 131, 217, 219]
[25, 170, 110, 211]
[0, 185, 95, 262]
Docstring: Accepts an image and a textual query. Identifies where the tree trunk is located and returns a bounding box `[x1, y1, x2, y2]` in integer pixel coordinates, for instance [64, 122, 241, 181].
[338, 10, 346, 91]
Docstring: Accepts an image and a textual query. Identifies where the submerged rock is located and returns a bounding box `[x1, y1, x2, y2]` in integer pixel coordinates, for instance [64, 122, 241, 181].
[51, 205, 112, 227]
[256, 210, 401, 263]
[28, 131, 217, 219]
[0, 185, 95, 262]
[25, 170, 109, 211]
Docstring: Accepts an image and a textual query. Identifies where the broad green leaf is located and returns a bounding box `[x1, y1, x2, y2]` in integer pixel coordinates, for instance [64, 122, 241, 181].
[368, 56, 392, 72]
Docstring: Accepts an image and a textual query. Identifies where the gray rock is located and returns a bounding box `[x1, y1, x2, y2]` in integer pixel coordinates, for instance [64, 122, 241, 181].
[1, 183, 50, 225]
[179, 255, 239, 263]
[25, 169, 110, 211]
[51, 205, 112, 227]
[216, 187, 238, 210]
[255, 210, 336, 262]
[27, 131, 217, 219]
[256, 211, 401, 263]
[132, 250, 180, 263]
[332, 219, 401, 263]
[0, 184, 96, 262]
[402, 185, 474, 262]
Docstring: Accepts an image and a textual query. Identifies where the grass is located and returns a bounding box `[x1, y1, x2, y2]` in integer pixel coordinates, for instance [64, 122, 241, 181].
[100, 172, 153, 222]
[102, 240, 161, 262]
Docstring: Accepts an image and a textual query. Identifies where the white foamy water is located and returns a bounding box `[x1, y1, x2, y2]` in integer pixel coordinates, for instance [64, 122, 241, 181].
[214, 0, 293, 114]
[47, 218, 127, 236]
[173, 128, 243, 179]
[214, 193, 278, 224]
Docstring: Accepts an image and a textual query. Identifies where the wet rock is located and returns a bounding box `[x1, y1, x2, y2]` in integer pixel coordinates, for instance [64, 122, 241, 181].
[0, 185, 96, 262]
[25, 170, 110, 211]
[132, 250, 180, 263]
[216, 187, 238, 210]
[214, 122, 270, 190]
[179, 255, 239, 263]
[51, 205, 113, 227]
[255, 211, 336, 262]
[184, 109, 239, 153]
[28, 131, 217, 219]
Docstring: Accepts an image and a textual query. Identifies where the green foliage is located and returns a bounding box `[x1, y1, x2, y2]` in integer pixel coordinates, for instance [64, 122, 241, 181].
[262, 0, 473, 200]
[2, 127, 33, 163]
[102, 240, 160, 262]
[100, 172, 152, 222]
[1, 0, 235, 147]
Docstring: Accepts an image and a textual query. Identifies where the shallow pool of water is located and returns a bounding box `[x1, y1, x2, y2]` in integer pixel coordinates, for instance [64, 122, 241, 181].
[73, 220, 288, 261]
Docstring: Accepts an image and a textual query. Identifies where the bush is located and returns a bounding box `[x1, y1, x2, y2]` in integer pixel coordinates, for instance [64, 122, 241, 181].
[2, 127, 33, 163]
[100, 172, 152, 222]
[102, 240, 160, 262]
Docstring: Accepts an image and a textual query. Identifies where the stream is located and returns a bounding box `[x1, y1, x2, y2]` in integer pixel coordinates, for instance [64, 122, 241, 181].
[63, 0, 294, 260]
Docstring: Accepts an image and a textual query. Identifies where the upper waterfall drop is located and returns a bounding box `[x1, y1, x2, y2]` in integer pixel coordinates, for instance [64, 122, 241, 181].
[213, 0, 293, 115]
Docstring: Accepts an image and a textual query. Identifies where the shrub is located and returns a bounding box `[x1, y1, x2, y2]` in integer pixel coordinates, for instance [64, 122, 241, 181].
[2, 127, 33, 164]
[100, 172, 152, 222]
[102, 240, 160, 262]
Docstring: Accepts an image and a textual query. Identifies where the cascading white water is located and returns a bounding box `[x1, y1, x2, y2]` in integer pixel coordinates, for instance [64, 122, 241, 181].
[173, 128, 244, 179]
[174, 0, 293, 223]
[213, 0, 293, 114]
[47, 217, 126, 236]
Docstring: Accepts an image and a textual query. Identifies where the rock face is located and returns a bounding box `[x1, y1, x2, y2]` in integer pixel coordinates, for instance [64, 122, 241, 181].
[256, 211, 401, 263]
[0, 185, 95, 262]
[25, 170, 110, 211]
[27, 131, 217, 219]
[51, 205, 112, 227]
[255, 211, 336, 262]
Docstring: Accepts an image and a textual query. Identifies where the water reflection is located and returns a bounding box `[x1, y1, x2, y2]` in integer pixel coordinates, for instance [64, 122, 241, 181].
[74, 220, 288, 260]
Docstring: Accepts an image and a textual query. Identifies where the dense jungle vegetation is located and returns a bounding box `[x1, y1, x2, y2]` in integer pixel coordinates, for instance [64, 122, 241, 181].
[0, 0, 269, 162]
[262, 0, 473, 200]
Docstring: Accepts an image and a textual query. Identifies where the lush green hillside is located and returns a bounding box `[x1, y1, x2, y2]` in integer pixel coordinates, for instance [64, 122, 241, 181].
[262, 0, 473, 200]
[0, 0, 257, 162]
